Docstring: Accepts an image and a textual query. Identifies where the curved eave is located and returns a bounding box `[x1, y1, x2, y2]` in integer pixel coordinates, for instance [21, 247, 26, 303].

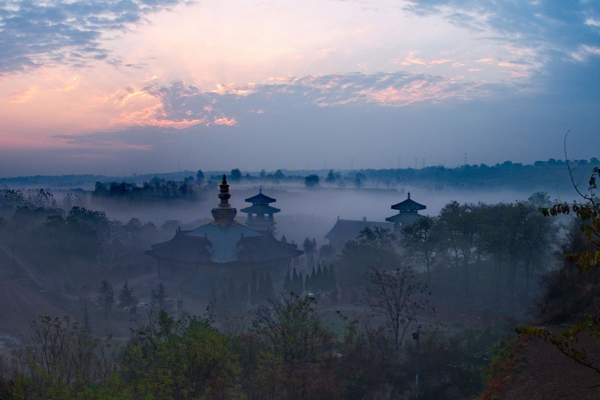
[391, 198, 426, 211]
[244, 192, 277, 204]
[240, 204, 281, 214]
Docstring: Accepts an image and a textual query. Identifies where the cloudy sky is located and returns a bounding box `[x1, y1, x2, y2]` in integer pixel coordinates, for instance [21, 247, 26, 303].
[1, 0, 599, 177]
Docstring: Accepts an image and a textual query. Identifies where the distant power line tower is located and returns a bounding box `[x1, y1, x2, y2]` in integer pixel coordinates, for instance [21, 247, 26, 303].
[421, 158, 425, 169]
[414, 157, 418, 169]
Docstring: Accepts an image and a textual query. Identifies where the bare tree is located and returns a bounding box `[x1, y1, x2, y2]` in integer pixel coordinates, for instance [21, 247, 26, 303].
[364, 266, 429, 353]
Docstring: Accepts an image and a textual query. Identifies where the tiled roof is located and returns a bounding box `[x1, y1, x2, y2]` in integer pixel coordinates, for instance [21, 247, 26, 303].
[391, 193, 426, 211]
[240, 204, 281, 214]
[324, 218, 393, 244]
[385, 212, 424, 226]
[245, 189, 276, 204]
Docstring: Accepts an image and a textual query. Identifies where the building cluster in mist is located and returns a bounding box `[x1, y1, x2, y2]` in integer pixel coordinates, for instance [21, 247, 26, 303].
[143, 175, 428, 299]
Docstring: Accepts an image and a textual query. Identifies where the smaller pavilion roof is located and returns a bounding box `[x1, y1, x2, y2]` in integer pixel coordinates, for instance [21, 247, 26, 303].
[245, 188, 276, 204]
[240, 204, 281, 215]
[385, 212, 424, 226]
[391, 192, 426, 212]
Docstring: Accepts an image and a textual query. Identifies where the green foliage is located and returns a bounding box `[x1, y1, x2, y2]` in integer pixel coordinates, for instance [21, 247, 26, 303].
[482, 337, 519, 383]
[9, 316, 121, 399]
[237, 294, 343, 398]
[516, 314, 600, 374]
[519, 167, 600, 374]
[122, 311, 241, 399]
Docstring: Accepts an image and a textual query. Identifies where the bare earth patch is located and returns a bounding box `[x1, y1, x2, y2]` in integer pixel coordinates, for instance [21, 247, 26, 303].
[482, 332, 600, 399]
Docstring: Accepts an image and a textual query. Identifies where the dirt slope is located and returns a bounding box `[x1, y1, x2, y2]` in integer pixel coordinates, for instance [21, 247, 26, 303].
[0, 279, 70, 337]
[482, 332, 600, 399]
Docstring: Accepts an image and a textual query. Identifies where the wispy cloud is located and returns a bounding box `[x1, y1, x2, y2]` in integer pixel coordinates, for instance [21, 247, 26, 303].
[0, 0, 187, 76]
[403, 0, 600, 63]
[8, 86, 37, 103]
[129, 71, 511, 128]
[401, 51, 427, 66]
[429, 58, 452, 65]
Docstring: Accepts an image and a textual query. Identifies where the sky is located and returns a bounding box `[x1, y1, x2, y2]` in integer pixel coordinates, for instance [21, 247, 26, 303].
[0, 0, 599, 177]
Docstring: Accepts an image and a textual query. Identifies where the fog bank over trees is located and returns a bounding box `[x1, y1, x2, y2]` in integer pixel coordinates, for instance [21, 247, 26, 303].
[0, 159, 597, 398]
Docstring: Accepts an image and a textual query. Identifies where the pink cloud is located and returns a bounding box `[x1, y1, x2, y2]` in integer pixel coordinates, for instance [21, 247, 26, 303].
[429, 59, 451, 65]
[510, 70, 529, 78]
[214, 116, 237, 126]
[401, 51, 426, 66]
[9, 87, 37, 103]
[475, 58, 494, 64]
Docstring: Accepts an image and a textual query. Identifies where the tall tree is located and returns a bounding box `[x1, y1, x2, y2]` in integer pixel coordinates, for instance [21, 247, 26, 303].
[303, 237, 317, 268]
[364, 266, 429, 353]
[152, 282, 171, 312]
[283, 270, 292, 294]
[230, 168, 242, 182]
[251, 270, 259, 305]
[401, 216, 438, 282]
[118, 281, 138, 309]
[97, 279, 114, 315]
[304, 174, 319, 188]
[264, 272, 275, 301]
[339, 227, 401, 286]
[437, 201, 480, 298]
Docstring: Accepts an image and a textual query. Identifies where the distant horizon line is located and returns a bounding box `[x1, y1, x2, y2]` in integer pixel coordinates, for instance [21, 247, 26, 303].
[1, 157, 597, 182]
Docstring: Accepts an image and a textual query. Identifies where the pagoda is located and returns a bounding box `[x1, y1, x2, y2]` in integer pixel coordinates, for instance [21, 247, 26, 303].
[385, 192, 426, 229]
[145, 176, 302, 296]
[240, 188, 280, 234]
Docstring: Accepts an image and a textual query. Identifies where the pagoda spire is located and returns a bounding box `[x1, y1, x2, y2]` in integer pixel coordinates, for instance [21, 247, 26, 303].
[211, 175, 237, 224]
[240, 187, 280, 234]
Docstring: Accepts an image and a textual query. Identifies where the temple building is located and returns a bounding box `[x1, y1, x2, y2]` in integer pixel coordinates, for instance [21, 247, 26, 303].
[324, 193, 427, 253]
[385, 192, 426, 229]
[145, 176, 302, 297]
[324, 217, 392, 253]
[240, 189, 280, 234]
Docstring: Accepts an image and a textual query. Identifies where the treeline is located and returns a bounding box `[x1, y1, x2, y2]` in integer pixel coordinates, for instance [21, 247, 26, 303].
[335, 193, 558, 312]
[0, 295, 512, 400]
[357, 158, 600, 189]
[0, 189, 177, 290]
[3, 158, 598, 192]
[283, 265, 339, 302]
[93, 173, 207, 203]
[215, 158, 600, 191]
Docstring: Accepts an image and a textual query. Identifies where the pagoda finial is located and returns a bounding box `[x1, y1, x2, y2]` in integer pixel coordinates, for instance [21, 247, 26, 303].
[211, 174, 237, 224]
[408, 192, 411, 199]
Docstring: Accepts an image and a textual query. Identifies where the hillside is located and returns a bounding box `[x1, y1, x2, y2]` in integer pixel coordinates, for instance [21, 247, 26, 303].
[481, 331, 600, 400]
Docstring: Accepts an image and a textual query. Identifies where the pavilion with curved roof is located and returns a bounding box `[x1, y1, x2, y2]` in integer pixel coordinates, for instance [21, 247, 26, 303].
[385, 192, 426, 228]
